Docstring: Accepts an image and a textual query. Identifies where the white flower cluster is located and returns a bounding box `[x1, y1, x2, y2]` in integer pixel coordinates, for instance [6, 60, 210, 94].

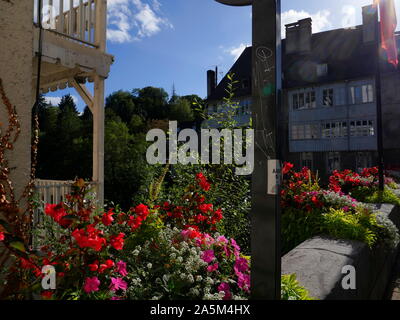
[375, 213, 400, 248]
[321, 190, 357, 209]
[121, 226, 234, 300]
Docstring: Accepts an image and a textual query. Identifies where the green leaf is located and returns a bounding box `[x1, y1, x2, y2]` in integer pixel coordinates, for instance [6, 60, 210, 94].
[9, 241, 26, 253]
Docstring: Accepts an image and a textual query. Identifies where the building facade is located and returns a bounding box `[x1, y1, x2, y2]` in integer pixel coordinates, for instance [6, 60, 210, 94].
[204, 4, 400, 181]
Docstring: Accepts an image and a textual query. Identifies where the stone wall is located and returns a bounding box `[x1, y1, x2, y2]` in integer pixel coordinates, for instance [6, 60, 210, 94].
[282, 204, 400, 300]
[0, 0, 34, 202]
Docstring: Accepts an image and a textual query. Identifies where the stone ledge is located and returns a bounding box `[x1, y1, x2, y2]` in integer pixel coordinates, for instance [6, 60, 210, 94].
[282, 204, 400, 300]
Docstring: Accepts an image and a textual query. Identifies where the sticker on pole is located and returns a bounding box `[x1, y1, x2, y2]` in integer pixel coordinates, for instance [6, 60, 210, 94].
[267, 160, 281, 195]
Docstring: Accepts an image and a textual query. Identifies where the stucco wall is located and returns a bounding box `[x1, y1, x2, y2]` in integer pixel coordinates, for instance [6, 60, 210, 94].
[0, 0, 34, 202]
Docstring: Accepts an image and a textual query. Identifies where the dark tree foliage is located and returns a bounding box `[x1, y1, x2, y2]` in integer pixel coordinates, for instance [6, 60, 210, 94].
[36, 87, 204, 210]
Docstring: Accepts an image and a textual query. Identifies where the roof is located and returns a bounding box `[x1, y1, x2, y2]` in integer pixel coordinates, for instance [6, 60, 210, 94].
[207, 25, 399, 101]
[207, 46, 252, 102]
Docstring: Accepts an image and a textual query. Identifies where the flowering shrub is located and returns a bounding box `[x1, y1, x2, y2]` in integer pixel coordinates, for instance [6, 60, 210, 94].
[120, 227, 250, 300]
[155, 172, 223, 234]
[9, 180, 135, 300]
[0, 173, 256, 300]
[281, 163, 400, 253]
[281, 163, 320, 210]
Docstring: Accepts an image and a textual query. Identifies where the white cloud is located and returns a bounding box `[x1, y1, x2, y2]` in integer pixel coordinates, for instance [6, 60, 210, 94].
[341, 5, 357, 29]
[225, 43, 250, 61]
[281, 9, 332, 37]
[107, 0, 172, 43]
[45, 95, 78, 106]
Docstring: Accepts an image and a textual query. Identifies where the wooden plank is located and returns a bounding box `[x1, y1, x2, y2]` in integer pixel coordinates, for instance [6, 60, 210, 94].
[69, 0, 73, 35]
[88, 0, 92, 42]
[58, 0, 65, 33]
[79, 0, 84, 40]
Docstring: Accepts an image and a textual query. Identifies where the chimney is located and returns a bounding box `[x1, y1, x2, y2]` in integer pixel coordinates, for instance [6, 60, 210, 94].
[362, 5, 378, 43]
[207, 70, 216, 98]
[285, 18, 312, 54]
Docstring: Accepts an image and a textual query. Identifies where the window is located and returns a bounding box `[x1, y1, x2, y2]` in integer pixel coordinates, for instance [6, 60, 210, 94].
[350, 120, 375, 137]
[350, 84, 374, 104]
[209, 105, 218, 114]
[323, 88, 334, 106]
[322, 121, 348, 138]
[322, 123, 332, 138]
[327, 152, 341, 173]
[292, 125, 304, 140]
[292, 94, 299, 110]
[335, 87, 347, 106]
[292, 124, 320, 140]
[305, 91, 316, 109]
[349, 120, 375, 137]
[301, 152, 313, 169]
[292, 90, 316, 110]
[317, 64, 328, 77]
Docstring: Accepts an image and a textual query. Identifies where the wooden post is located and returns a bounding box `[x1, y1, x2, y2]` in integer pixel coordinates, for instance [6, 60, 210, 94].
[94, 0, 107, 51]
[93, 74, 105, 206]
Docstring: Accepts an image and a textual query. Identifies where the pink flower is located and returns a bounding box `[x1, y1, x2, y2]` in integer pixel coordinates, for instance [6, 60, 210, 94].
[223, 245, 231, 258]
[234, 258, 249, 275]
[201, 250, 215, 264]
[218, 282, 232, 300]
[207, 263, 219, 272]
[110, 296, 123, 300]
[83, 276, 100, 293]
[237, 273, 250, 293]
[109, 277, 128, 292]
[0, 232, 4, 241]
[230, 239, 241, 257]
[116, 260, 128, 277]
[216, 236, 228, 244]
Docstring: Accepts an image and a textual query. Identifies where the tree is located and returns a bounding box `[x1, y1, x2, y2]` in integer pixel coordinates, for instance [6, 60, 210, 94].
[105, 90, 136, 124]
[104, 119, 154, 210]
[133, 86, 169, 120]
[168, 97, 194, 122]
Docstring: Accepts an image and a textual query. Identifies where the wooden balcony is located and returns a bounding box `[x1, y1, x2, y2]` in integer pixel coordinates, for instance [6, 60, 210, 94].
[32, 0, 112, 205]
[33, 0, 113, 93]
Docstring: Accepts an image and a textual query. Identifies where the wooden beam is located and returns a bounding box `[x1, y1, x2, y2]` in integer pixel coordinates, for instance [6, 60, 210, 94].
[70, 77, 94, 112]
[93, 74, 105, 207]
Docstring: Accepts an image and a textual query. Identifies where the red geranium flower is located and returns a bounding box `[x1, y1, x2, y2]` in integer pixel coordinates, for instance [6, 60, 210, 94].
[196, 173, 211, 191]
[102, 209, 114, 226]
[110, 233, 125, 251]
[282, 162, 294, 175]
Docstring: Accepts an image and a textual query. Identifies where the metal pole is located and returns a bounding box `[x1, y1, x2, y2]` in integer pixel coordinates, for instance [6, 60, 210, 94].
[251, 0, 281, 300]
[375, 8, 385, 191]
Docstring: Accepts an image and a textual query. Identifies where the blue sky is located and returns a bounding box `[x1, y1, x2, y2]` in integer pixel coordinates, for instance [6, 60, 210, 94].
[44, 0, 400, 111]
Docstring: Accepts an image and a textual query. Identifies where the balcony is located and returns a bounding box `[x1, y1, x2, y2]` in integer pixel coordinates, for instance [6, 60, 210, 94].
[32, 0, 113, 204]
[33, 0, 113, 93]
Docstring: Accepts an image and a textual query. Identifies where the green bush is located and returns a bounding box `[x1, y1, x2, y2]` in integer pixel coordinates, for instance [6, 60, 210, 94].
[350, 187, 400, 206]
[281, 208, 323, 254]
[281, 274, 315, 300]
[282, 206, 389, 253]
[321, 208, 380, 248]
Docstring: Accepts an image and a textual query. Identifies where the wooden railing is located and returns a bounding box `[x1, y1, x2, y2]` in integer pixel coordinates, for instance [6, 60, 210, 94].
[33, 0, 107, 49]
[32, 179, 98, 248]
